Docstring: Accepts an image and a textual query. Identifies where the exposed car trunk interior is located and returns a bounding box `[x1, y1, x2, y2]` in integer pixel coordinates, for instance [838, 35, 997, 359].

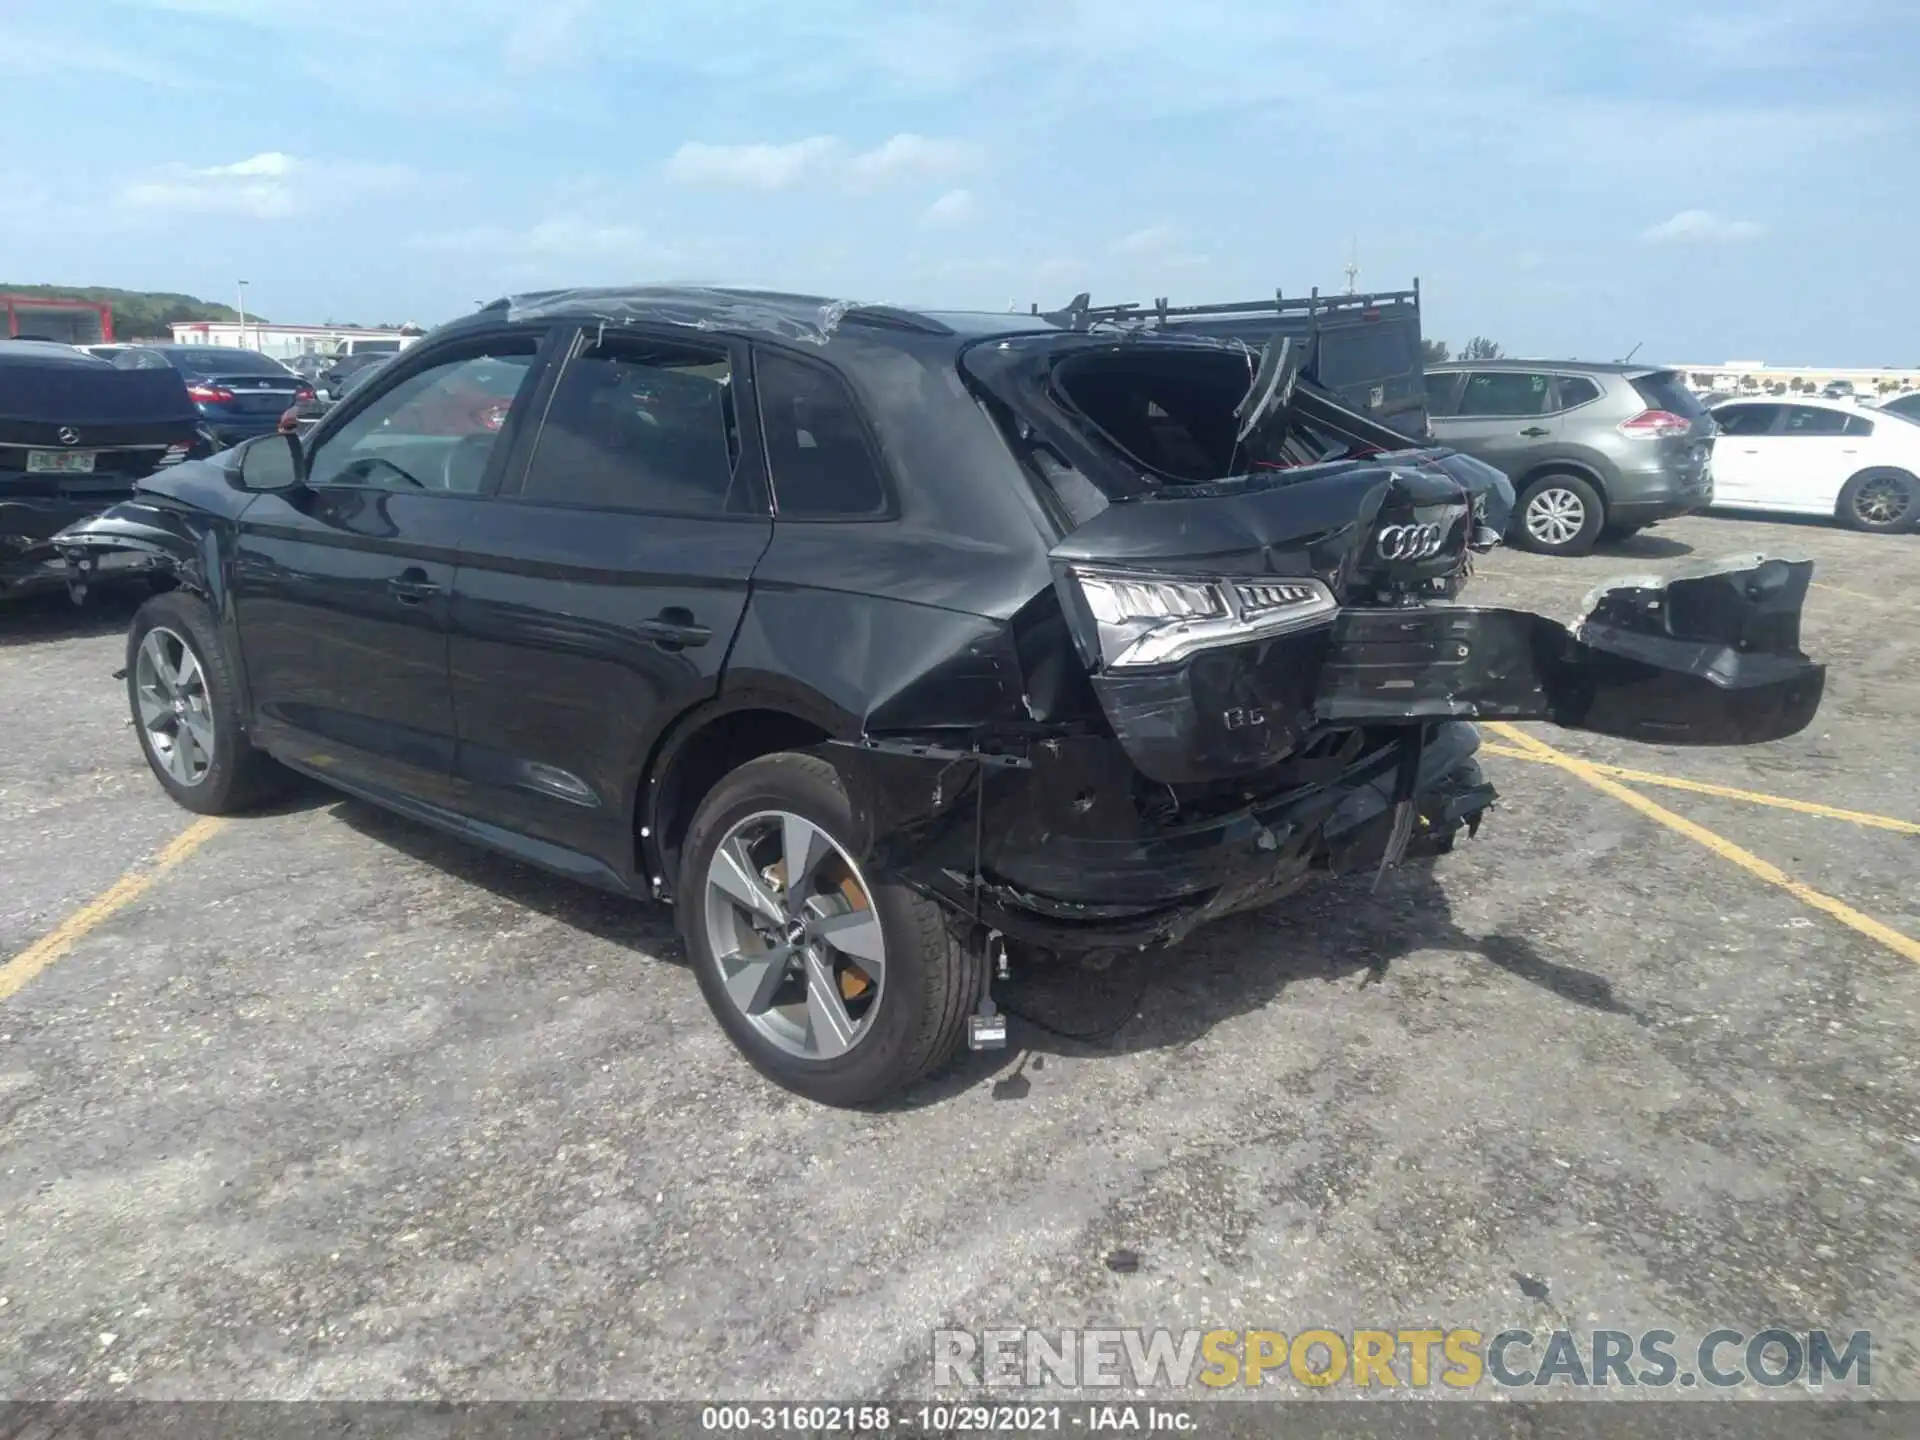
[1047, 346, 1380, 489]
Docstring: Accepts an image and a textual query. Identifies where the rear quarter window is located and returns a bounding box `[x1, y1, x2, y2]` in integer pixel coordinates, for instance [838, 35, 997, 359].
[754, 349, 891, 518]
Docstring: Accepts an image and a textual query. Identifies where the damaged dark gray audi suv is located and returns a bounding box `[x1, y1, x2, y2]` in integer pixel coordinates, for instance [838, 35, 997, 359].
[53, 288, 1828, 1105]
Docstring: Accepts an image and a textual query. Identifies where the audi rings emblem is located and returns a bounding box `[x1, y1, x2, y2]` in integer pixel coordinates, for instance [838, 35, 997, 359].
[58, 426, 81, 446]
[1376, 522, 1446, 561]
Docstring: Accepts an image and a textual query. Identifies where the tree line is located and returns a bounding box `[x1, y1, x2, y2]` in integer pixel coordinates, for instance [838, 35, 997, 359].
[1422, 337, 1502, 365]
[1, 284, 256, 339]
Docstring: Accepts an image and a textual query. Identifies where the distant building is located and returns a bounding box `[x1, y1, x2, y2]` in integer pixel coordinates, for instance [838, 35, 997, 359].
[3, 294, 113, 344]
[168, 320, 423, 361]
[1677, 361, 1920, 397]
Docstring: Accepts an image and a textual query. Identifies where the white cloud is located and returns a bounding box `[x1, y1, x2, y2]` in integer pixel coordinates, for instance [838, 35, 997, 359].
[118, 152, 410, 219]
[1641, 209, 1766, 244]
[921, 188, 979, 228]
[843, 133, 984, 190]
[665, 133, 983, 193]
[1111, 223, 1179, 256]
[665, 137, 842, 191]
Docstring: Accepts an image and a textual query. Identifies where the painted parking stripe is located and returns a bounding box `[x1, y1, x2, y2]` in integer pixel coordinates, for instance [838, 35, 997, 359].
[1487, 723, 1920, 968]
[0, 817, 226, 1003]
[1478, 742, 1920, 836]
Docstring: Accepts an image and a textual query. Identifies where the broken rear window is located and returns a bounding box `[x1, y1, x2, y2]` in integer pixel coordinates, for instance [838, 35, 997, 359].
[1048, 347, 1365, 487]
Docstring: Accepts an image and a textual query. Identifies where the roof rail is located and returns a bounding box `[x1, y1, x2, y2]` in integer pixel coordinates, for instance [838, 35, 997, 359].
[1033, 281, 1422, 332]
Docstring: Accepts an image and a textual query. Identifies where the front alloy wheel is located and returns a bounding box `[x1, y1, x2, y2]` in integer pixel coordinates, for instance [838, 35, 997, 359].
[133, 625, 215, 787]
[704, 810, 887, 1061]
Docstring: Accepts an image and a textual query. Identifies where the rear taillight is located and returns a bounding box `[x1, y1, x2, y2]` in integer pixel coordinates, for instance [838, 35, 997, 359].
[1618, 409, 1693, 438]
[295, 385, 315, 403]
[187, 383, 235, 404]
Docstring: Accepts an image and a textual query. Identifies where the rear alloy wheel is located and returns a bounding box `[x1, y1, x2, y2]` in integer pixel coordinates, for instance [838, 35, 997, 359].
[1836, 468, 1918, 534]
[1513, 473, 1605, 556]
[681, 752, 985, 1106]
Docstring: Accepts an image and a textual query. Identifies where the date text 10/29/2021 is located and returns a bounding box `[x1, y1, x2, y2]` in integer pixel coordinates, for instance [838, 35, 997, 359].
[702, 1406, 1193, 1433]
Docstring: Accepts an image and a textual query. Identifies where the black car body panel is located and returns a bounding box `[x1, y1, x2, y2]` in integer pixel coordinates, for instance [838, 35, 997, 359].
[50, 287, 1828, 950]
[1, 345, 203, 594]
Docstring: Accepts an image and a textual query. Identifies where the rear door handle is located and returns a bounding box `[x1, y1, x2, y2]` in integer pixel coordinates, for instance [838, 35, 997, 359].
[388, 568, 441, 605]
[1518, 426, 1550, 437]
[639, 607, 712, 650]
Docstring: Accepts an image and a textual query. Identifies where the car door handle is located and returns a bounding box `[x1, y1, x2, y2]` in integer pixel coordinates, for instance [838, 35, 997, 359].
[638, 608, 712, 650]
[388, 568, 441, 605]
[1518, 426, 1550, 437]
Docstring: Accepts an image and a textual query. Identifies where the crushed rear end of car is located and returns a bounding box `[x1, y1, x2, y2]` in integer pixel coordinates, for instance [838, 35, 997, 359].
[806, 328, 1825, 953]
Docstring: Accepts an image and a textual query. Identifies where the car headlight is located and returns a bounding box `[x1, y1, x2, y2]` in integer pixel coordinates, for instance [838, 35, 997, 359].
[1072, 568, 1338, 670]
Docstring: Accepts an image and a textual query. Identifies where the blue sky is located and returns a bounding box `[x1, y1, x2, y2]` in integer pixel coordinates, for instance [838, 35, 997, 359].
[3, 0, 1917, 365]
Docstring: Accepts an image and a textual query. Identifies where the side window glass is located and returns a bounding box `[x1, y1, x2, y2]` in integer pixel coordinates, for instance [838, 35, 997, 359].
[754, 349, 890, 518]
[1423, 372, 1461, 417]
[1456, 371, 1551, 417]
[1843, 414, 1874, 437]
[1554, 376, 1600, 410]
[1712, 405, 1778, 436]
[519, 339, 742, 515]
[307, 343, 537, 493]
[1781, 406, 1849, 436]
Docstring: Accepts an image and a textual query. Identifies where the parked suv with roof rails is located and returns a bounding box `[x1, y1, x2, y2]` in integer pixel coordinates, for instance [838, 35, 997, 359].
[55, 288, 1824, 1104]
[1425, 360, 1715, 556]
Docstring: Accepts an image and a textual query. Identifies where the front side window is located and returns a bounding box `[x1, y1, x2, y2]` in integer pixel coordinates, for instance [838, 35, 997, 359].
[755, 349, 890, 517]
[519, 338, 742, 515]
[307, 340, 538, 492]
[1456, 371, 1552, 417]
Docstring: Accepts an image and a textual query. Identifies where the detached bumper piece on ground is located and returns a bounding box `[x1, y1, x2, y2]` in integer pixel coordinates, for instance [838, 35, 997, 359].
[49, 287, 1826, 1104]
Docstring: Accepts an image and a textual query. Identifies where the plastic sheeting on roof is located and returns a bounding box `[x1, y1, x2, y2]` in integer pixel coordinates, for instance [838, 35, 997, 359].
[502, 287, 856, 346]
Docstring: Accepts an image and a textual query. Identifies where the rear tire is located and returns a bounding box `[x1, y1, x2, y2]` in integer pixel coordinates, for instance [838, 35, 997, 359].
[679, 752, 986, 1106]
[126, 591, 291, 815]
[1512, 473, 1606, 556]
[1836, 468, 1918, 533]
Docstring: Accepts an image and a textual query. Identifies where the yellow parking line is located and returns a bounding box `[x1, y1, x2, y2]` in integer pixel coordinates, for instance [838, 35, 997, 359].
[1486, 724, 1920, 967]
[1810, 581, 1886, 604]
[0, 817, 226, 1003]
[1478, 742, 1920, 835]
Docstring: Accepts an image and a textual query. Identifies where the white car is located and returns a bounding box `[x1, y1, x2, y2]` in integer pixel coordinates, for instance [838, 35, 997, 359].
[1706, 396, 1920, 533]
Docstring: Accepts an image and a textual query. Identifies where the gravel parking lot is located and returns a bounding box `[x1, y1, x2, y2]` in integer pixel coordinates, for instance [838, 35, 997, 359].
[1, 513, 1915, 1403]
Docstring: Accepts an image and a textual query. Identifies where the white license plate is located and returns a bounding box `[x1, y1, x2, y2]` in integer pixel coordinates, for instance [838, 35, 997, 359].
[27, 450, 97, 474]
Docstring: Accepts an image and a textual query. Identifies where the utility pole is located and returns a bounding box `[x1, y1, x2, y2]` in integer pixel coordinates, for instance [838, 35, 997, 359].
[237, 280, 250, 349]
[1344, 239, 1359, 296]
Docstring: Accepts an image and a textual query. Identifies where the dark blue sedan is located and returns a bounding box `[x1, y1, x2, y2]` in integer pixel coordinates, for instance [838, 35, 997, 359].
[110, 345, 314, 447]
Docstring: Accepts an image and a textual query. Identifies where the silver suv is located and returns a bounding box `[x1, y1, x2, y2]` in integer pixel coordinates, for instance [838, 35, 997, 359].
[1424, 361, 1715, 555]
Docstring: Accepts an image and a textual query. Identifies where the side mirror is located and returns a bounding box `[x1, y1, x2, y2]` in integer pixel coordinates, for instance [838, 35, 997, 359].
[236, 432, 306, 493]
